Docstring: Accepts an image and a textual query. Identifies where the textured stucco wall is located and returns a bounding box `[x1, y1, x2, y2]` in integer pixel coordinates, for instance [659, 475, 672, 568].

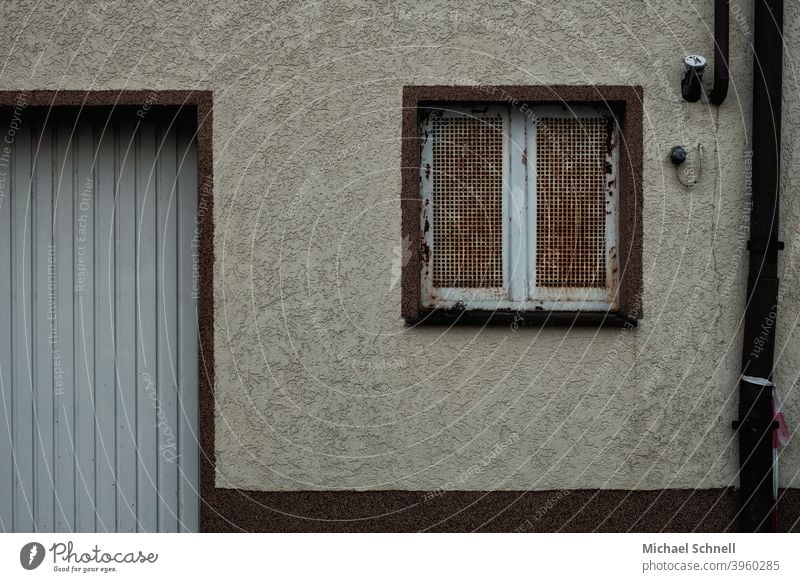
[3, 0, 800, 491]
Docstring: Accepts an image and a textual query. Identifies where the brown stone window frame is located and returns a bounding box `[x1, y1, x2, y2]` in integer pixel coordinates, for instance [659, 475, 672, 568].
[400, 85, 643, 327]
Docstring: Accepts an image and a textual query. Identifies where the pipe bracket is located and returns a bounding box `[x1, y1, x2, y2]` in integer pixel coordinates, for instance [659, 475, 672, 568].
[746, 240, 784, 252]
[732, 419, 779, 432]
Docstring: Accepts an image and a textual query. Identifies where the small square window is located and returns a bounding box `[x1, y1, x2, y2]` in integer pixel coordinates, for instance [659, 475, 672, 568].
[401, 86, 643, 325]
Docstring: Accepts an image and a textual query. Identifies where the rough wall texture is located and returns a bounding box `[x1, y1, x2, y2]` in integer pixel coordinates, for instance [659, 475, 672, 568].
[3, 0, 800, 492]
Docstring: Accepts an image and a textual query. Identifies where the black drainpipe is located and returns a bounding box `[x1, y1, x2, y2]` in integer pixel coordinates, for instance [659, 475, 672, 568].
[735, 0, 784, 533]
[709, 0, 729, 105]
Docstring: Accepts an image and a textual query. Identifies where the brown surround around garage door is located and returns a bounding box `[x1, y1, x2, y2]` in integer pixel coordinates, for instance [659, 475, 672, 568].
[0, 90, 214, 532]
[9, 91, 796, 534]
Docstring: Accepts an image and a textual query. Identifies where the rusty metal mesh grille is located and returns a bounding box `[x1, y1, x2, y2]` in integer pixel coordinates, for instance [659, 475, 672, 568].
[535, 117, 607, 288]
[432, 115, 504, 288]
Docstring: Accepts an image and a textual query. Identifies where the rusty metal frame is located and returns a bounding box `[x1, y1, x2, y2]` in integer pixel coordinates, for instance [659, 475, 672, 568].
[401, 85, 644, 326]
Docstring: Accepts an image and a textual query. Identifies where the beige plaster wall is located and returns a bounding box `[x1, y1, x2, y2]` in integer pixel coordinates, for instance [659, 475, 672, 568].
[3, 0, 800, 491]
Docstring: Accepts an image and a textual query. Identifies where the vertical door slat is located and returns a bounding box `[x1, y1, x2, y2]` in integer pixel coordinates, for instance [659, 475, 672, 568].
[54, 120, 76, 532]
[136, 122, 159, 532]
[157, 123, 179, 531]
[0, 112, 14, 532]
[115, 121, 138, 532]
[177, 122, 199, 532]
[94, 122, 117, 532]
[12, 123, 34, 532]
[74, 122, 97, 530]
[33, 123, 55, 532]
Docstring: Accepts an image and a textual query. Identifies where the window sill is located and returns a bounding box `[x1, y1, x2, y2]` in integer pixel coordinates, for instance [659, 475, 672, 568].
[404, 310, 637, 328]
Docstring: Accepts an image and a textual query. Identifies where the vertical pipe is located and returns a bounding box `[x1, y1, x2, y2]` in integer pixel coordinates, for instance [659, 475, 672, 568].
[737, 0, 784, 533]
[709, 0, 729, 105]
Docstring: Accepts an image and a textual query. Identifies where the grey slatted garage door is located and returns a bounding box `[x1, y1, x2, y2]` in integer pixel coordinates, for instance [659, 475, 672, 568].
[0, 106, 199, 532]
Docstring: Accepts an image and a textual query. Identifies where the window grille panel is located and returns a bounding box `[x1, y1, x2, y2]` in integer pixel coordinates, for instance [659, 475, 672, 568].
[431, 114, 504, 288]
[535, 117, 608, 289]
